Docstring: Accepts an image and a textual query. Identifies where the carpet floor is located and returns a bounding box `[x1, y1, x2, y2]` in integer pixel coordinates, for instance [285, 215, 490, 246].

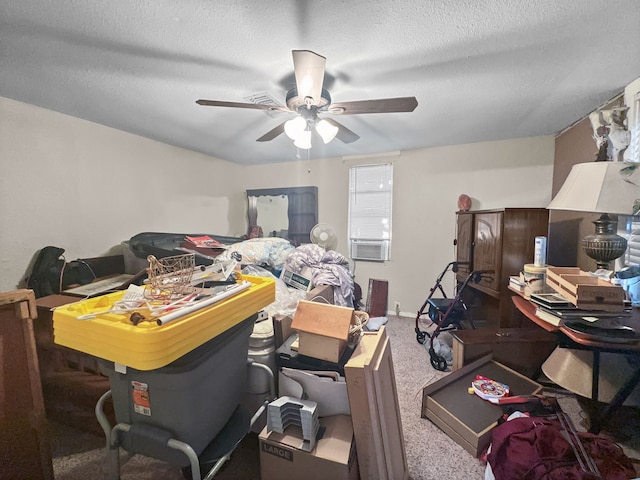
[50, 315, 640, 479]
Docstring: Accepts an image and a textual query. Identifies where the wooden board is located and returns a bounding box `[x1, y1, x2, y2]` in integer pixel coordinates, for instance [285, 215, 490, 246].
[370, 333, 408, 478]
[366, 279, 388, 317]
[345, 328, 409, 480]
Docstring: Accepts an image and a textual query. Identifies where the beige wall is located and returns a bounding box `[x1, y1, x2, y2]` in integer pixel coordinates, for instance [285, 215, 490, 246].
[0, 96, 555, 315]
[0, 96, 246, 289]
[242, 137, 555, 315]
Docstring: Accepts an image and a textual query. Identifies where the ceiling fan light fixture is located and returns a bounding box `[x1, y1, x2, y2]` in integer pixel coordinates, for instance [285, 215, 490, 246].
[196, 51, 417, 148]
[316, 119, 339, 144]
[284, 116, 307, 140]
[293, 129, 312, 149]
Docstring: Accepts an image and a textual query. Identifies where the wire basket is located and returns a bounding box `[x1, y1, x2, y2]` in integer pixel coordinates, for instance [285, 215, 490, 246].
[145, 254, 196, 300]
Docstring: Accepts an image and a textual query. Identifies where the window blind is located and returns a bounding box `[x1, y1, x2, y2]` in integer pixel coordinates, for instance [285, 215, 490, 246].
[621, 81, 640, 266]
[624, 217, 640, 266]
[348, 163, 393, 255]
[629, 91, 640, 163]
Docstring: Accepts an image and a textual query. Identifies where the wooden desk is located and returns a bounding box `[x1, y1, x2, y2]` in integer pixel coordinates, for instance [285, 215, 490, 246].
[512, 295, 640, 433]
[511, 295, 559, 332]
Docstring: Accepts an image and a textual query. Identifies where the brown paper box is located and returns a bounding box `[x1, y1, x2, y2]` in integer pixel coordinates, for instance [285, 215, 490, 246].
[259, 414, 359, 480]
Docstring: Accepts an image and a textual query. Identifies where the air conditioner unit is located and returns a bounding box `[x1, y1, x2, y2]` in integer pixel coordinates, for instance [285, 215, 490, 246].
[350, 240, 388, 262]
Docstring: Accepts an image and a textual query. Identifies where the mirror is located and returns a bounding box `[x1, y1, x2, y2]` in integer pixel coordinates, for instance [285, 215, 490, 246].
[256, 195, 289, 238]
[246, 187, 318, 246]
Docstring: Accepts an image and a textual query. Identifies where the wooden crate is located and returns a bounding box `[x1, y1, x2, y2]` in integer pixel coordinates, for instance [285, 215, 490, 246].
[291, 300, 353, 363]
[546, 267, 625, 312]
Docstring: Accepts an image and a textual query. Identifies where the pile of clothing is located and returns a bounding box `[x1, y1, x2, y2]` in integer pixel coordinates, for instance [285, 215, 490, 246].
[283, 244, 355, 307]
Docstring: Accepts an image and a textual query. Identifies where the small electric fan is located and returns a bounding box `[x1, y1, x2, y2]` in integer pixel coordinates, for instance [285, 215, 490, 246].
[310, 223, 338, 251]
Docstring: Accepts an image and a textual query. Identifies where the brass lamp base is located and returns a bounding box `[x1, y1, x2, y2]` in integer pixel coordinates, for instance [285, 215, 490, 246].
[582, 213, 627, 270]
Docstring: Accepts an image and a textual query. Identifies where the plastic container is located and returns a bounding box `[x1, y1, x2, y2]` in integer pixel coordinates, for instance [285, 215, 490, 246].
[247, 318, 276, 394]
[522, 263, 547, 295]
[52, 275, 275, 370]
[534, 236, 547, 266]
[612, 266, 640, 306]
[99, 315, 255, 466]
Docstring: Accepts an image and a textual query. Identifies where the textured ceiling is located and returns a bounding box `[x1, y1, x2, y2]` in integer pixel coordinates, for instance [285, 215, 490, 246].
[2, 1, 640, 166]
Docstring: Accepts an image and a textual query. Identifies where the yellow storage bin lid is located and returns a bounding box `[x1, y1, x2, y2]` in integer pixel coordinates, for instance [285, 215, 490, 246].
[52, 275, 275, 370]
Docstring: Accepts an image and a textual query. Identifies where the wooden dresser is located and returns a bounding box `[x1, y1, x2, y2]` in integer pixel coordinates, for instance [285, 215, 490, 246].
[0, 289, 54, 480]
[455, 208, 549, 328]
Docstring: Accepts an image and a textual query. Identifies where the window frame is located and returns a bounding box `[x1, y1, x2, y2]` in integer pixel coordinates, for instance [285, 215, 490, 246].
[619, 78, 640, 268]
[348, 163, 393, 261]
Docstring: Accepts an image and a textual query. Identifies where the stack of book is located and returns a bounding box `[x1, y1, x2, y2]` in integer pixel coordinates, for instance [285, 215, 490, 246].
[508, 275, 526, 294]
[530, 292, 631, 327]
[177, 235, 226, 258]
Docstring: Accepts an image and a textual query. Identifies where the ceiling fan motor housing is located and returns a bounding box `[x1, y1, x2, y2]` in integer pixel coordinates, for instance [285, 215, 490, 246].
[286, 88, 332, 113]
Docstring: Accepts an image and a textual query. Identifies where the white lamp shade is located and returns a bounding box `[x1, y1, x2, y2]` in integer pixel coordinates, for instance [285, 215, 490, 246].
[542, 346, 640, 405]
[315, 119, 339, 144]
[284, 116, 307, 140]
[548, 161, 640, 215]
[293, 129, 312, 149]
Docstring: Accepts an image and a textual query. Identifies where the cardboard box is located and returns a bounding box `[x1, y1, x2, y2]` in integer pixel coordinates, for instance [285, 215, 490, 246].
[273, 285, 336, 350]
[291, 300, 354, 363]
[546, 266, 625, 312]
[421, 355, 542, 457]
[259, 414, 359, 480]
[345, 327, 409, 480]
[307, 284, 335, 305]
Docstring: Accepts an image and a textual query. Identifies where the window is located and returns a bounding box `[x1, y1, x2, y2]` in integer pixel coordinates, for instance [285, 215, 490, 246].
[627, 84, 640, 163]
[620, 78, 640, 267]
[348, 163, 393, 261]
[620, 216, 640, 267]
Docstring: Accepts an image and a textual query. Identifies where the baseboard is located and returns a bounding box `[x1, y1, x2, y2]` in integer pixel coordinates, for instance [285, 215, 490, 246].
[385, 310, 413, 318]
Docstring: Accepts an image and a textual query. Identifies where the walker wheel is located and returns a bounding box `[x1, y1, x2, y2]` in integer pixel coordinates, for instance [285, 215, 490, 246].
[430, 353, 447, 371]
[416, 331, 427, 344]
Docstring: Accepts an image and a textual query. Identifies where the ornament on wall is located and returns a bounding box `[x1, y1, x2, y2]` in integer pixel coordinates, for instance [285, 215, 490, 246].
[589, 106, 631, 162]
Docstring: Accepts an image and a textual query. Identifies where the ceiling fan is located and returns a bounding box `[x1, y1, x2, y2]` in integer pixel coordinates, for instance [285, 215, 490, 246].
[196, 50, 418, 148]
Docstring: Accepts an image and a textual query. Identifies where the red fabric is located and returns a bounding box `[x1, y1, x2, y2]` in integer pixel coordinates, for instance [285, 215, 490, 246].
[487, 416, 636, 480]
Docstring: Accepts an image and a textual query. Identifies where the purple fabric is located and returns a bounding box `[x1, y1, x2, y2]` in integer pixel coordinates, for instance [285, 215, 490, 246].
[283, 244, 354, 307]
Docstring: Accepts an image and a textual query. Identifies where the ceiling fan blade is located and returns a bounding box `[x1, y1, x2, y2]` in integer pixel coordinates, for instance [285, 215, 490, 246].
[256, 122, 286, 142]
[329, 96, 418, 115]
[323, 118, 360, 144]
[292, 50, 326, 106]
[196, 99, 289, 112]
